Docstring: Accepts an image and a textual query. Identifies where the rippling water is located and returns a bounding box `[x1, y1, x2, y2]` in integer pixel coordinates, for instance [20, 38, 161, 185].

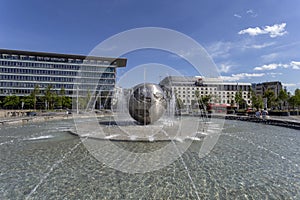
[0, 118, 300, 199]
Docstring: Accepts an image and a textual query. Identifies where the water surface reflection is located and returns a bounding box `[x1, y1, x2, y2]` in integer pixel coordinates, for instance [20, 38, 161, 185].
[0, 119, 299, 199]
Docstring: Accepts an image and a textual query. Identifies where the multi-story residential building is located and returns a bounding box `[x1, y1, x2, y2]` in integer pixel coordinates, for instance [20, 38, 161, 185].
[0, 49, 126, 108]
[252, 81, 283, 98]
[160, 76, 252, 110]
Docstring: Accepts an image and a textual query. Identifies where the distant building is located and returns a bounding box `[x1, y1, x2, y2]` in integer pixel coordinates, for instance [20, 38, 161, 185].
[252, 81, 283, 98]
[0, 49, 127, 108]
[159, 76, 252, 110]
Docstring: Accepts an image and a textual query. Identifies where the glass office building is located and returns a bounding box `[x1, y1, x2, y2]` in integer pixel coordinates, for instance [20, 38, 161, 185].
[0, 49, 127, 108]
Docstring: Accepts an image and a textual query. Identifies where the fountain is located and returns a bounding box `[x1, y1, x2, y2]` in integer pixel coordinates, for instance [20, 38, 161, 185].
[128, 83, 167, 125]
[107, 83, 186, 141]
[72, 80, 216, 173]
[3, 27, 297, 198]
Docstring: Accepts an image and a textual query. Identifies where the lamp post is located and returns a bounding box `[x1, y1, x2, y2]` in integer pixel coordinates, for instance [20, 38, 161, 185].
[76, 85, 79, 114]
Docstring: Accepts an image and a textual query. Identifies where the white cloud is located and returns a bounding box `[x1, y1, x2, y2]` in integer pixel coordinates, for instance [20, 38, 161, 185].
[254, 63, 289, 71]
[246, 9, 257, 17]
[282, 83, 297, 87]
[261, 53, 279, 62]
[206, 41, 233, 59]
[218, 63, 232, 73]
[246, 9, 254, 14]
[238, 23, 287, 38]
[254, 61, 300, 71]
[234, 14, 242, 18]
[254, 63, 278, 71]
[169, 47, 204, 59]
[290, 61, 300, 69]
[265, 23, 288, 38]
[267, 72, 282, 78]
[207, 39, 264, 59]
[233, 10, 257, 19]
[247, 42, 275, 49]
[221, 73, 265, 81]
[238, 27, 266, 36]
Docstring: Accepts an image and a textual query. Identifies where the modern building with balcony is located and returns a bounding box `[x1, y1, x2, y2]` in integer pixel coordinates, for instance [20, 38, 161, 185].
[0, 49, 127, 109]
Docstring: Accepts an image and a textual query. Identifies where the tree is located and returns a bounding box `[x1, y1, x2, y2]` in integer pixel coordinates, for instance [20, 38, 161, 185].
[56, 87, 71, 109]
[286, 88, 300, 110]
[195, 90, 200, 99]
[31, 85, 40, 110]
[263, 89, 276, 109]
[19, 85, 41, 110]
[295, 88, 300, 96]
[193, 90, 202, 108]
[176, 97, 184, 110]
[43, 85, 56, 110]
[250, 89, 256, 109]
[21, 95, 34, 109]
[278, 89, 288, 110]
[251, 95, 263, 110]
[288, 96, 297, 109]
[3, 95, 20, 109]
[235, 90, 244, 110]
[82, 90, 91, 109]
[200, 95, 212, 109]
[294, 88, 300, 109]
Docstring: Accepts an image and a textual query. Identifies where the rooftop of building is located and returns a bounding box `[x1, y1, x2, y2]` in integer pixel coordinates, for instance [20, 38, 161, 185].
[253, 81, 282, 86]
[160, 76, 252, 86]
[0, 49, 127, 67]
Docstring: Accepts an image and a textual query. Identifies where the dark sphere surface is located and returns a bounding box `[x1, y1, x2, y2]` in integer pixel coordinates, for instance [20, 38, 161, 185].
[129, 83, 167, 125]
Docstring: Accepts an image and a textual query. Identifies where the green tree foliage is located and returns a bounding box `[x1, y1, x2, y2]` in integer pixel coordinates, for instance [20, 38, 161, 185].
[278, 89, 288, 101]
[286, 88, 300, 109]
[56, 87, 71, 109]
[250, 89, 263, 110]
[176, 97, 183, 110]
[3, 95, 20, 109]
[1, 85, 74, 110]
[234, 90, 245, 109]
[295, 89, 300, 107]
[295, 88, 300, 96]
[200, 95, 212, 109]
[278, 89, 288, 110]
[195, 90, 200, 99]
[293, 88, 300, 109]
[78, 89, 92, 110]
[263, 89, 276, 109]
[32, 85, 40, 110]
[21, 95, 34, 109]
[19, 85, 40, 109]
[191, 89, 211, 110]
[288, 96, 297, 109]
[43, 85, 56, 110]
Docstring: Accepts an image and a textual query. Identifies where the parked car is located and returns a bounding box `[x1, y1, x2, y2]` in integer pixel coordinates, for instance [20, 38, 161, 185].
[27, 111, 37, 116]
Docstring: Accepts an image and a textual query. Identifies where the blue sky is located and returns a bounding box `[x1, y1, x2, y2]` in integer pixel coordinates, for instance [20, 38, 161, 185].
[1, 0, 300, 92]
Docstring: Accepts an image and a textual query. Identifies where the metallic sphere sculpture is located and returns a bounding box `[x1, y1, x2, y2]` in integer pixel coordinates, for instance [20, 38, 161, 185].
[129, 83, 167, 125]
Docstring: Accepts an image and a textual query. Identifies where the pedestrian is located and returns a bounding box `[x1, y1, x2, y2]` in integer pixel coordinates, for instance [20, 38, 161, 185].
[262, 109, 268, 120]
[255, 110, 261, 118]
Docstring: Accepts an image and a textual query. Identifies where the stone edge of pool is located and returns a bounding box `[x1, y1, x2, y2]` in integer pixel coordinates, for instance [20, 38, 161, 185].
[0, 114, 299, 141]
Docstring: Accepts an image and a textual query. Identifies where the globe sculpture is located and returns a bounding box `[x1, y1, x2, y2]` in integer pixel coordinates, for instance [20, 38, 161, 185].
[129, 83, 167, 125]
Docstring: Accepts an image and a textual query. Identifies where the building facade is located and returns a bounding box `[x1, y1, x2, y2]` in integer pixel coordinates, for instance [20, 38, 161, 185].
[0, 49, 126, 108]
[252, 81, 283, 98]
[160, 76, 252, 110]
